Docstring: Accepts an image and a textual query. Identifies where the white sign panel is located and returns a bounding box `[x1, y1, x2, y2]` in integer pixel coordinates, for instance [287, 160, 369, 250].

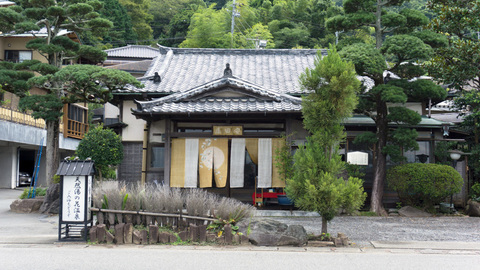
[347, 151, 369, 166]
[62, 176, 88, 222]
[87, 176, 92, 220]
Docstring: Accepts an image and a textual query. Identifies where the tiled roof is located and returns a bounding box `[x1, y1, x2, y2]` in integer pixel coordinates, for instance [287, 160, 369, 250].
[120, 47, 324, 95]
[344, 115, 449, 127]
[105, 45, 159, 59]
[138, 98, 302, 114]
[134, 76, 303, 114]
[105, 60, 152, 73]
[0, 1, 15, 6]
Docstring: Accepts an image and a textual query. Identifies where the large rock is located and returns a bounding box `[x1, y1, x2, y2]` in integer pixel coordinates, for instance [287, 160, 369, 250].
[398, 206, 432, 217]
[39, 183, 60, 214]
[240, 218, 307, 246]
[10, 198, 44, 213]
[466, 200, 480, 217]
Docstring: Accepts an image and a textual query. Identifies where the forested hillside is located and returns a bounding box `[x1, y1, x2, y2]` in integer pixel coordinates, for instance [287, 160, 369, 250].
[15, 0, 429, 49]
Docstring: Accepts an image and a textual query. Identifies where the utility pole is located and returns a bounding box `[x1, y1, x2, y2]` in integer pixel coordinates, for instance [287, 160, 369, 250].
[230, 0, 240, 48]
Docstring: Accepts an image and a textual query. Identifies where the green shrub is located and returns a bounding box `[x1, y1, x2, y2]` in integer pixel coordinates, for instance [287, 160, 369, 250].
[387, 163, 463, 209]
[19, 187, 47, 199]
[470, 182, 480, 201]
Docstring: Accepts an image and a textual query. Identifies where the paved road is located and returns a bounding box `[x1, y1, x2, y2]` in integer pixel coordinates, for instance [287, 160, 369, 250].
[0, 244, 479, 270]
[1, 188, 480, 270]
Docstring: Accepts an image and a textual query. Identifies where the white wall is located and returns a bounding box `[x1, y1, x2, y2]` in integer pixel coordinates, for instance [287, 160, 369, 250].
[149, 120, 165, 144]
[0, 146, 16, 189]
[104, 102, 120, 119]
[122, 100, 145, 141]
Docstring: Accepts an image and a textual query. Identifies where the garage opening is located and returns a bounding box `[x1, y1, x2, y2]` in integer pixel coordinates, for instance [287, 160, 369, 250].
[18, 149, 35, 187]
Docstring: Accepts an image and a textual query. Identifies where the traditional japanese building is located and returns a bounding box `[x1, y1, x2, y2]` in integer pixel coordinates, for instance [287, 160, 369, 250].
[112, 45, 458, 205]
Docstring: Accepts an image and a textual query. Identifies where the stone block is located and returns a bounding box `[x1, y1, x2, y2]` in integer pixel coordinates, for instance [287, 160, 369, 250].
[140, 230, 148, 245]
[308, 241, 334, 247]
[178, 231, 188, 242]
[466, 200, 480, 217]
[206, 233, 216, 243]
[240, 235, 249, 245]
[96, 224, 106, 243]
[333, 238, 343, 247]
[10, 199, 43, 213]
[224, 224, 233, 244]
[106, 231, 115, 244]
[198, 225, 207, 242]
[159, 232, 170, 244]
[340, 236, 349, 246]
[169, 233, 177, 243]
[149, 225, 159, 244]
[190, 225, 199, 242]
[133, 230, 142, 245]
[233, 234, 240, 244]
[124, 223, 133, 244]
[89, 227, 97, 243]
[115, 223, 125, 244]
[216, 235, 225, 244]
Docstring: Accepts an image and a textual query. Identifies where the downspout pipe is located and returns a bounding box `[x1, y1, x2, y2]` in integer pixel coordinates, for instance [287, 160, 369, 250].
[141, 123, 149, 186]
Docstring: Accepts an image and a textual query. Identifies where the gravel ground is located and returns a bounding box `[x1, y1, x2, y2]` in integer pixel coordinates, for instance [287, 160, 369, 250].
[264, 215, 480, 248]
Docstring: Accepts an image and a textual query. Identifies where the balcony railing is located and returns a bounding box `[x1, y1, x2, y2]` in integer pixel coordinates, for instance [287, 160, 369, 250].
[0, 105, 88, 140]
[65, 119, 89, 139]
[0, 105, 45, 128]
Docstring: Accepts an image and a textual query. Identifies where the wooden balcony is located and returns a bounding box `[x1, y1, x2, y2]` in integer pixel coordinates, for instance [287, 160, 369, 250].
[0, 105, 88, 140]
[64, 119, 89, 139]
[62, 103, 89, 139]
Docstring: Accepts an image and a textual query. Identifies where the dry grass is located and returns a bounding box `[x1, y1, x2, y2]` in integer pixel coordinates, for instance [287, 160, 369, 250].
[93, 182, 255, 224]
[212, 197, 255, 222]
[184, 189, 216, 217]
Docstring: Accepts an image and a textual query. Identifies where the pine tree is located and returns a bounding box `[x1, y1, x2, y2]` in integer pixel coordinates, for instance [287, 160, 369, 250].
[286, 46, 366, 234]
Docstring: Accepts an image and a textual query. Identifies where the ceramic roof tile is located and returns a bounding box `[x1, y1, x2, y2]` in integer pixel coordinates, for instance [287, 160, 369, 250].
[119, 47, 323, 95]
[144, 98, 301, 114]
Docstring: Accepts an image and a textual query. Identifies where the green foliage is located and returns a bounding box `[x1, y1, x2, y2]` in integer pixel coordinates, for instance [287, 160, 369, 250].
[207, 218, 242, 237]
[470, 183, 480, 201]
[273, 135, 294, 182]
[339, 43, 386, 79]
[19, 187, 47, 199]
[345, 163, 366, 179]
[335, 0, 448, 214]
[179, 5, 230, 48]
[286, 139, 367, 226]
[387, 163, 463, 209]
[76, 125, 124, 178]
[287, 46, 366, 233]
[300, 46, 360, 145]
[434, 141, 457, 165]
[119, 0, 153, 42]
[53, 175, 61, 184]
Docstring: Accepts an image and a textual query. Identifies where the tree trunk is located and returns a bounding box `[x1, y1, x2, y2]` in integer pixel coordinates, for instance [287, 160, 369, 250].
[321, 216, 328, 235]
[41, 119, 60, 214]
[45, 119, 60, 185]
[375, 0, 383, 49]
[370, 100, 388, 216]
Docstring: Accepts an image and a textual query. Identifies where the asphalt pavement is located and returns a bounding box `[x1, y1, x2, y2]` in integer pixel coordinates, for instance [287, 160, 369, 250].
[1, 188, 480, 253]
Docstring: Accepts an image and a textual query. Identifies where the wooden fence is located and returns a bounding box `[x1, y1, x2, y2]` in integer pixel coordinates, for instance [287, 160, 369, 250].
[90, 208, 217, 229]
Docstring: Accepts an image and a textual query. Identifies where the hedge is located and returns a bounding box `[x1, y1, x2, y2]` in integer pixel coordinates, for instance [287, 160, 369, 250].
[387, 163, 463, 209]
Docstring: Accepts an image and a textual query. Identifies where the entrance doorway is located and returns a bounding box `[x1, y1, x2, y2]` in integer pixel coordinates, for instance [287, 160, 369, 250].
[17, 149, 35, 187]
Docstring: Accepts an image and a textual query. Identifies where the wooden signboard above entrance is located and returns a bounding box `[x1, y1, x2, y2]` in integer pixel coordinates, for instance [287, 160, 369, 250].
[212, 126, 243, 136]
